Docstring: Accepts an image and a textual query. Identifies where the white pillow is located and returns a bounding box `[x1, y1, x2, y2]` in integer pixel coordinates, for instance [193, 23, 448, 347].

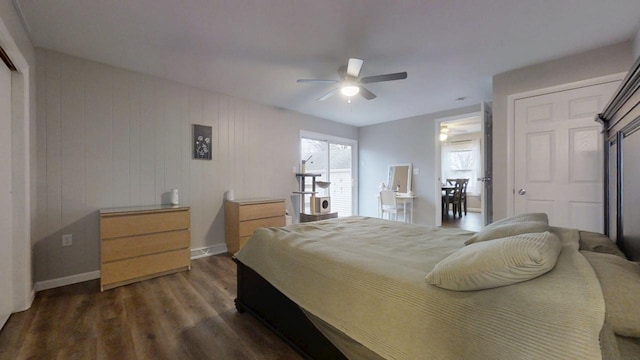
[465, 213, 549, 245]
[427, 231, 561, 291]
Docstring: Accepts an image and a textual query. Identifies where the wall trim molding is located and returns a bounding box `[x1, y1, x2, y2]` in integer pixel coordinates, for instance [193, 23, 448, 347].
[191, 244, 228, 259]
[35, 271, 101, 292]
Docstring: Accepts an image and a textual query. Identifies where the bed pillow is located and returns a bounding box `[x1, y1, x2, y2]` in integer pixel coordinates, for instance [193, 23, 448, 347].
[581, 251, 640, 337]
[426, 231, 561, 291]
[464, 212, 549, 245]
[579, 231, 626, 259]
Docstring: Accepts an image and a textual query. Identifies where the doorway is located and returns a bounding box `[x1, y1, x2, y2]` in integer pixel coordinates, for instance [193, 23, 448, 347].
[435, 103, 492, 231]
[300, 131, 358, 217]
[0, 21, 34, 327]
[0, 48, 12, 329]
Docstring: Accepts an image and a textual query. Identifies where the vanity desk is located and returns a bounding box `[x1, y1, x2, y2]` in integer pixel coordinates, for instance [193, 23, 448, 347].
[377, 192, 417, 223]
[378, 163, 416, 223]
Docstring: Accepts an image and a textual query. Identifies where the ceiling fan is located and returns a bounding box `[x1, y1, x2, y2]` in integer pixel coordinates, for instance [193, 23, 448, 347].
[297, 58, 407, 102]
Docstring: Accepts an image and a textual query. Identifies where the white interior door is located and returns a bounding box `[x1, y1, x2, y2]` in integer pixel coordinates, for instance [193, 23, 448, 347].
[514, 81, 619, 232]
[0, 61, 13, 329]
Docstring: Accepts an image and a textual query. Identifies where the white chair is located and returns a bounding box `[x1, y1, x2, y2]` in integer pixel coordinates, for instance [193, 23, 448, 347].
[380, 190, 405, 221]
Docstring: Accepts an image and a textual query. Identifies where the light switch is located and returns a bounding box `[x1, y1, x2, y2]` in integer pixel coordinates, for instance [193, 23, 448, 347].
[413, 168, 420, 175]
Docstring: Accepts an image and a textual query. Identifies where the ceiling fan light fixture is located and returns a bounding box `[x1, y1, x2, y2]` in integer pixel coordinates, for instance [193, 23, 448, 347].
[341, 85, 360, 97]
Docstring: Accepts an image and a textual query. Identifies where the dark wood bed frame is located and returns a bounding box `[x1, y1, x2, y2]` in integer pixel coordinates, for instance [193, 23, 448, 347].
[599, 55, 640, 261]
[234, 259, 348, 359]
[235, 56, 640, 359]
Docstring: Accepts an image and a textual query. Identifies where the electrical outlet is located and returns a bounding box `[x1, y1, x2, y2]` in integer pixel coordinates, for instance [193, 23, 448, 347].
[61, 234, 73, 247]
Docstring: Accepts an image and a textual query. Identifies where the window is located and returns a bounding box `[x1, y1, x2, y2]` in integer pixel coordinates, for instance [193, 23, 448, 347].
[442, 139, 481, 195]
[301, 132, 357, 217]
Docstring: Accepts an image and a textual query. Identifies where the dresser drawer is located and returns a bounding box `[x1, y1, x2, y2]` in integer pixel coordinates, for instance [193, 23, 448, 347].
[239, 235, 252, 249]
[239, 202, 285, 221]
[101, 230, 190, 263]
[101, 209, 190, 239]
[239, 216, 286, 237]
[101, 249, 191, 288]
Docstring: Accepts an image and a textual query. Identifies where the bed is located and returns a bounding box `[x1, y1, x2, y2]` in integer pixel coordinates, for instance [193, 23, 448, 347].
[234, 56, 640, 360]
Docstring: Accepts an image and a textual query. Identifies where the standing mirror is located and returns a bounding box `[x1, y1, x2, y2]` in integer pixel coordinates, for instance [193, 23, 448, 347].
[387, 164, 412, 193]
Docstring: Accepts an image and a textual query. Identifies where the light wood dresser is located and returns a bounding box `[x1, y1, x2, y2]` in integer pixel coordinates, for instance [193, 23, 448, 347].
[99, 205, 191, 291]
[225, 198, 286, 254]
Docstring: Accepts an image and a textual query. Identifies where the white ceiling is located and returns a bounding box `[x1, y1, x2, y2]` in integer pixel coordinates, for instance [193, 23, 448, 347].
[16, 0, 640, 127]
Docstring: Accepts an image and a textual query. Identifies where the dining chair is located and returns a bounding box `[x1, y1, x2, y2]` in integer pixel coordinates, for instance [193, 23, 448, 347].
[445, 180, 463, 217]
[442, 183, 455, 217]
[441, 190, 448, 216]
[380, 190, 404, 221]
[444, 178, 469, 217]
[459, 178, 469, 215]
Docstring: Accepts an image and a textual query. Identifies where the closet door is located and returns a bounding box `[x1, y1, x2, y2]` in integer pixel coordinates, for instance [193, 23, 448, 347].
[0, 60, 13, 329]
[514, 81, 619, 232]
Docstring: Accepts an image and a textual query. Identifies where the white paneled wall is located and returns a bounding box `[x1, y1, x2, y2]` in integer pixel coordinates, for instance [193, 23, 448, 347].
[34, 48, 357, 282]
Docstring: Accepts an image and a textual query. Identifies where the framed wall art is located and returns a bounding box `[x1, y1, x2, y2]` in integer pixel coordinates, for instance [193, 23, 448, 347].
[193, 124, 212, 160]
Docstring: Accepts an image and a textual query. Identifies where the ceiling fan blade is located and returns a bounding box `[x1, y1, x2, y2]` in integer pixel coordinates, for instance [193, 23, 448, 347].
[318, 88, 340, 101]
[361, 72, 407, 84]
[297, 79, 339, 84]
[359, 86, 377, 100]
[347, 58, 364, 78]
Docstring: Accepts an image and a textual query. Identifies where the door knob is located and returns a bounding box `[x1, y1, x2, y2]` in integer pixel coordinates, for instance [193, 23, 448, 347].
[518, 188, 526, 195]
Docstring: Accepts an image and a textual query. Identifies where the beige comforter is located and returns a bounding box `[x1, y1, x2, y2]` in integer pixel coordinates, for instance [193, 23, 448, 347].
[235, 216, 605, 360]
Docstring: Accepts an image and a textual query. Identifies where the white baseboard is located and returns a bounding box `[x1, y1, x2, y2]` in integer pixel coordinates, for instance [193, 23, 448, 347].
[35, 270, 101, 292]
[34, 245, 229, 292]
[191, 244, 228, 259]
[468, 208, 482, 213]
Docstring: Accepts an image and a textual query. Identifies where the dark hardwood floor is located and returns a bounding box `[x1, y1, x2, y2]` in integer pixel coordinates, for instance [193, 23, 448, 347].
[0, 255, 302, 360]
[441, 211, 483, 232]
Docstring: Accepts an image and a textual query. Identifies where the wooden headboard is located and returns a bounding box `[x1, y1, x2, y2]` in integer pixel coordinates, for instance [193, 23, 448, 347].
[598, 55, 640, 261]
